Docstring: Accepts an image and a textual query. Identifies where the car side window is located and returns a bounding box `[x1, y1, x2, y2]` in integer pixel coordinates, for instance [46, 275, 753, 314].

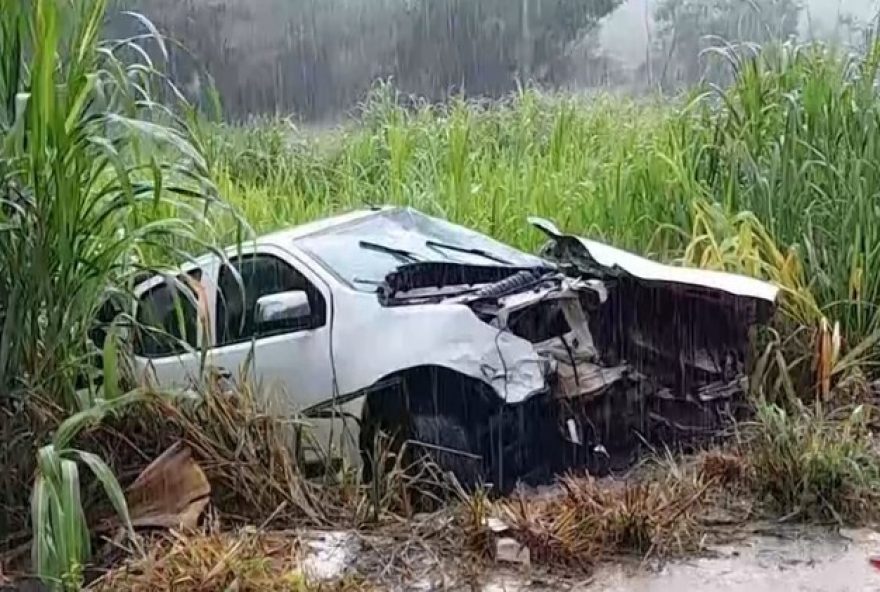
[134, 270, 203, 358]
[215, 253, 327, 346]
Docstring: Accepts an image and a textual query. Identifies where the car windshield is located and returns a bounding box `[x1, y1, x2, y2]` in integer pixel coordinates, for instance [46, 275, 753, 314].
[296, 208, 545, 290]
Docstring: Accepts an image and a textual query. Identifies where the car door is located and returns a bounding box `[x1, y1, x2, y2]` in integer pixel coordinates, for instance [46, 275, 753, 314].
[204, 245, 335, 414]
[132, 265, 214, 388]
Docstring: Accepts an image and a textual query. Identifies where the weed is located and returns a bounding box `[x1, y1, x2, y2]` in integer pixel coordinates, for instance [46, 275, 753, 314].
[31, 392, 148, 590]
[743, 400, 880, 523]
[481, 472, 712, 569]
[0, 0, 231, 409]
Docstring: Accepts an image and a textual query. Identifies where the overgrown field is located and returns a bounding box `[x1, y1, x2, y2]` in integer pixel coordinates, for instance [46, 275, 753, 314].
[4, 0, 880, 589]
[209, 42, 880, 352]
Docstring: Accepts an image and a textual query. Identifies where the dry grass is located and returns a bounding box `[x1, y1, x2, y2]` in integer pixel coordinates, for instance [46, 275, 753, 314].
[7, 366, 880, 586]
[460, 471, 716, 571]
[73, 376, 428, 531]
[1, 376, 462, 584]
[58, 383, 327, 529]
[696, 450, 748, 488]
[87, 527, 369, 592]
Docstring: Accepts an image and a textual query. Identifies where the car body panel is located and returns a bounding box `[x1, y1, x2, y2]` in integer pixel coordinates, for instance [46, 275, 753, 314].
[329, 289, 549, 405]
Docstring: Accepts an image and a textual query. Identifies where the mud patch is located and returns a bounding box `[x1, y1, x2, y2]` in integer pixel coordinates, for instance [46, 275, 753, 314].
[584, 528, 879, 592]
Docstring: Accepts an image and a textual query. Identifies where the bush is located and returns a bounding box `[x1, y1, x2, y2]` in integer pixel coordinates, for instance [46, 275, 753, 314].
[745, 400, 880, 522]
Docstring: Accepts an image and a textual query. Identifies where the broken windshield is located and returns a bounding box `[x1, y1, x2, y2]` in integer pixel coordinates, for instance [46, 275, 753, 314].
[296, 208, 545, 290]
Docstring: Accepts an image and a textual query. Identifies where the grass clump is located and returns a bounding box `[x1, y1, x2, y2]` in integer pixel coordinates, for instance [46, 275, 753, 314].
[0, 0, 227, 409]
[88, 527, 369, 591]
[743, 400, 880, 523]
[477, 473, 713, 569]
[0, 0, 231, 584]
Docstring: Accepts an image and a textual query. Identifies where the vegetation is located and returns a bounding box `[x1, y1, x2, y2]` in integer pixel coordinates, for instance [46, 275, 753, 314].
[744, 400, 880, 522]
[89, 527, 369, 591]
[0, 0, 227, 408]
[0, 0, 228, 587]
[5, 0, 880, 589]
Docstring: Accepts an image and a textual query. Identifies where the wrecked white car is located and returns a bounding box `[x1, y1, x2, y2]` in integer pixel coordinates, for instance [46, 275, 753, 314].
[128, 207, 778, 490]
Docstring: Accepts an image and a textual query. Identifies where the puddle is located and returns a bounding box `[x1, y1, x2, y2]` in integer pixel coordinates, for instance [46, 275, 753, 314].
[477, 530, 880, 592]
[588, 531, 880, 592]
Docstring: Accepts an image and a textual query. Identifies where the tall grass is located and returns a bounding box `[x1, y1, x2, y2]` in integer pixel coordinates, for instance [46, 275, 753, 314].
[0, 0, 229, 410]
[688, 41, 880, 345]
[744, 400, 880, 522]
[0, 0, 232, 587]
[207, 89, 689, 255]
[5, 2, 880, 583]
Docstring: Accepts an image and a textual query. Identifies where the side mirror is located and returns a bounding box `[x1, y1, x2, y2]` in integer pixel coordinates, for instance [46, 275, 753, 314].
[255, 290, 311, 333]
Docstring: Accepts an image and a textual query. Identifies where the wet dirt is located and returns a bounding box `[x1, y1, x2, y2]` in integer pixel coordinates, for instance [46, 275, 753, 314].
[483, 527, 880, 592]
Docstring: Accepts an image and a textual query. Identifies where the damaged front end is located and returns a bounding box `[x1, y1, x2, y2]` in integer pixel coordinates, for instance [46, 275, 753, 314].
[378, 222, 778, 488]
[510, 219, 778, 482]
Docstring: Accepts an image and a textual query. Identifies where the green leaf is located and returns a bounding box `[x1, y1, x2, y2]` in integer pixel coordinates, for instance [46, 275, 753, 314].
[150, 155, 163, 206]
[30, 473, 52, 582]
[121, 11, 169, 61]
[74, 450, 134, 539]
[53, 391, 147, 449]
[64, 72, 97, 134]
[105, 114, 209, 170]
[58, 459, 88, 574]
[102, 322, 120, 400]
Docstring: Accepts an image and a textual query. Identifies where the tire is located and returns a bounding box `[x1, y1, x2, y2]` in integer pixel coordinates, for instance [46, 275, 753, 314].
[359, 369, 495, 492]
[408, 413, 483, 489]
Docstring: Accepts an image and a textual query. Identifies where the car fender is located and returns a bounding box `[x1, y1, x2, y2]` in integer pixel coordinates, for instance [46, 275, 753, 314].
[331, 290, 549, 406]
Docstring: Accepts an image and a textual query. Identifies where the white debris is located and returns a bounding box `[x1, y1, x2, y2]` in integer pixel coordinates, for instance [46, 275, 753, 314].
[495, 537, 530, 566]
[301, 531, 358, 581]
[486, 517, 511, 533]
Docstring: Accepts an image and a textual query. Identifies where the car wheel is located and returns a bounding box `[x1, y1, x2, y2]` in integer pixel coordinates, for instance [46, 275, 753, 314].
[408, 413, 484, 490]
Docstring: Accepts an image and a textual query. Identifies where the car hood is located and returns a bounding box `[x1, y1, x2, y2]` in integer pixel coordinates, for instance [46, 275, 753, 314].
[529, 217, 779, 309]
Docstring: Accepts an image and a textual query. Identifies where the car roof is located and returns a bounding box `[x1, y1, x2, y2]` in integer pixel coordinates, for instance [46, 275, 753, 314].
[257, 206, 394, 247]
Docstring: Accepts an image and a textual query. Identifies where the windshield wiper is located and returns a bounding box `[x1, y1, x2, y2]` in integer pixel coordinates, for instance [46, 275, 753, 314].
[426, 240, 512, 265]
[358, 240, 421, 262]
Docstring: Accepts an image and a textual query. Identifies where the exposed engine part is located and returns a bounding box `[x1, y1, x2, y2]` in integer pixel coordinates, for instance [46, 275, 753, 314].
[381, 261, 552, 305]
[507, 299, 571, 343]
[474, 269, 540, 299]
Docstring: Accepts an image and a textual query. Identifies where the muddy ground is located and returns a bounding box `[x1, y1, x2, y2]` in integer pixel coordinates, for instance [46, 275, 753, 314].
[272, 524, 880, 591]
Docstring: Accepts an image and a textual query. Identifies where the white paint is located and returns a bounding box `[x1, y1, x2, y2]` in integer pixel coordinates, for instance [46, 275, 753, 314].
[575, 236, 779, 302]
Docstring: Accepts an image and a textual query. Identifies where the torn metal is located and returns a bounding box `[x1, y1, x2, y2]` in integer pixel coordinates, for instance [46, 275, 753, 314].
[374, 212, 778, 484]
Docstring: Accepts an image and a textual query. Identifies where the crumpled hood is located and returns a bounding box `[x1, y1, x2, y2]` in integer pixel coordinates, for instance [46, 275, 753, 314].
[529, 217, 779, 311]
[529, 217, 779, 398]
